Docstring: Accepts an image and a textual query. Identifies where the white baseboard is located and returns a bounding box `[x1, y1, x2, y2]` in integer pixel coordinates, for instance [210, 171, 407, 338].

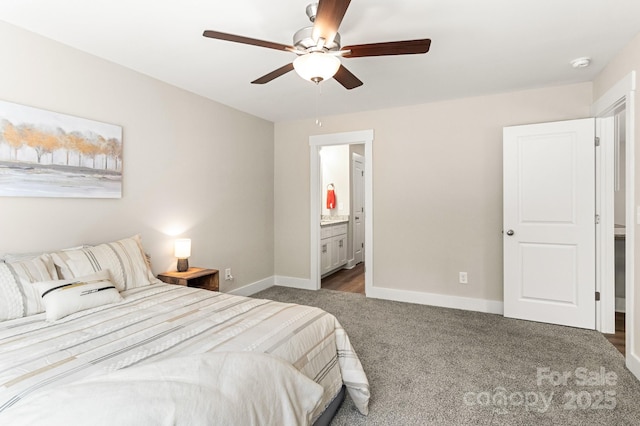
[265, 276, 503, 314]
[616, 297, 626, 313]
[227, 276, 274, 297]
[274, 275, 315, 290]
[627, 350, 640, 382]
[367, 286, 504, 315]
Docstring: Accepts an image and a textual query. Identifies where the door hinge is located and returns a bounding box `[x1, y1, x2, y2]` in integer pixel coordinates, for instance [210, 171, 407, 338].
[595, 291, 601, 301]
[361, 171, 364, 177]
[595, 137, 600, 147]
[595, 214, 600, 224]
[362, 243, 364, 248]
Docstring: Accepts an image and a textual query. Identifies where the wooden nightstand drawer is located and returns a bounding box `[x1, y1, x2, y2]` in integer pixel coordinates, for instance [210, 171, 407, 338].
[157, 267, 219, 292]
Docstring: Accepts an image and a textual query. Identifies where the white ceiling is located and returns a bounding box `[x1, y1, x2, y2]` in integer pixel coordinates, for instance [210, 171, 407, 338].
[1, 0, 639, 122]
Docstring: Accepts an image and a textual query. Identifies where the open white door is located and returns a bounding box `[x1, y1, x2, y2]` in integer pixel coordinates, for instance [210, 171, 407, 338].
[503, 118, 596, 329]
[352, 154, 365, 264]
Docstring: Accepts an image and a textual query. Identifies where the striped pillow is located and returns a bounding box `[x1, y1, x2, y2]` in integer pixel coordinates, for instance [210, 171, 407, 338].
[0, 254, 58, 321]
[51, 235, 157, 291]
[35, 270, 122, 321]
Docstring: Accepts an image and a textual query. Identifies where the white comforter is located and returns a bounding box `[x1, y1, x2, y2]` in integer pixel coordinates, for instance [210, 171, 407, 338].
[1, 352, 324, 425]
[0, 284, 370, 423]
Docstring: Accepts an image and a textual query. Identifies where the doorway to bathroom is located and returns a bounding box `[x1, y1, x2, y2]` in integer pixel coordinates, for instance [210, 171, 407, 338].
[309, 130, 374, 294]
[319, 145, 365, 294]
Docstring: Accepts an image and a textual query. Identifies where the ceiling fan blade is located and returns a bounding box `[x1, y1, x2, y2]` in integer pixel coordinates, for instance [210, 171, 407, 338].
[251, 63, 295, 85]
[342, 39, 431, 58]
[313, 0, 351, 45]
[203, 30, 293, 52]
[333, 65, 363, 90]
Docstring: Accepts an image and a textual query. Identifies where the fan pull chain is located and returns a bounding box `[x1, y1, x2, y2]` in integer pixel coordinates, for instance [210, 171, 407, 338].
[315, 83, 322, 127]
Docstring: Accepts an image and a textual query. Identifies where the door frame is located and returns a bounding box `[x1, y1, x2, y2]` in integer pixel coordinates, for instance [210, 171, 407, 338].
[309, 130, 374, 293]
[595, 115, 616, 333]
[349, 152, 365, 267]
[592, 71, 636, 371]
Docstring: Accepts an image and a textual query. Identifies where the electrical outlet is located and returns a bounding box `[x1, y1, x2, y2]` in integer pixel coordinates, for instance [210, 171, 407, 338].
[459, 272, 468, 284]
[225, 268, 233, 281]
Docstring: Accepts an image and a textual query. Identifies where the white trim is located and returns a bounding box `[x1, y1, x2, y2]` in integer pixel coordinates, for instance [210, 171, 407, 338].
[595, 116, 616, 333]
[309, 130, 374, 147]
[351, 152, 365, 266]
[309, 130, 374, 294]
[235, 275, 503, 315]
[226, 276, 274, 297]
[616, 297, 626, 313]
[274, 275, 315, 290]
[591, 72, 636, 116]
[367, 286, 504, 315]
[592, 70, 636, 378]
[627, 352, 640, 381]
[626, 88, 635, 375]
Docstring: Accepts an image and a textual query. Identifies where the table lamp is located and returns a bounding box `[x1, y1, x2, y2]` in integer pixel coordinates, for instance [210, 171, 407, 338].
[174, 238, 191, 272]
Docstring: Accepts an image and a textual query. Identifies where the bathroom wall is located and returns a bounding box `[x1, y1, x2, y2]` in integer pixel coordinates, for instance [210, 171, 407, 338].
[320, 144, 350, 216]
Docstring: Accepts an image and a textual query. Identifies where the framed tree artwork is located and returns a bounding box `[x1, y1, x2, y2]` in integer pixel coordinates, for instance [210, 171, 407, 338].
[0, 99, 122, 198]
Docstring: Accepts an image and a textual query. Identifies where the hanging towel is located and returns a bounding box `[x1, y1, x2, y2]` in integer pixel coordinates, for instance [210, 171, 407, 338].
[326, 184, 336, 209]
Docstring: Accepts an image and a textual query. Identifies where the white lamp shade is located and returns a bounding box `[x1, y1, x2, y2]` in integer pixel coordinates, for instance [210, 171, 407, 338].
[293, 52, 341, 83]
[174, 239, 191, 258]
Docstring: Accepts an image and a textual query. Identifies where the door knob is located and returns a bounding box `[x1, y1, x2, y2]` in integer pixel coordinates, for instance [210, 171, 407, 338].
[506, 229, 515, 236]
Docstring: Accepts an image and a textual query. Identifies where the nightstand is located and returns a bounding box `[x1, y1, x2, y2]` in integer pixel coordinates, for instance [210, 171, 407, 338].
[157, 267, 219, 292]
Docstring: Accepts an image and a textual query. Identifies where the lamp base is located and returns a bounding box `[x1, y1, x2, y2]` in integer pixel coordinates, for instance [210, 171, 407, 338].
[177, 258, 189, 272]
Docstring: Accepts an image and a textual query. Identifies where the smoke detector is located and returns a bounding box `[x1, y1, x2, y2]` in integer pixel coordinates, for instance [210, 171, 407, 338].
[570, 57, 591, 69]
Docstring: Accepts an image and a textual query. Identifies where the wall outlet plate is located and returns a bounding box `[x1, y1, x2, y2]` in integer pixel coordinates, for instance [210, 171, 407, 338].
[225, 268, 233, 280]
[459, 272, 468, 284]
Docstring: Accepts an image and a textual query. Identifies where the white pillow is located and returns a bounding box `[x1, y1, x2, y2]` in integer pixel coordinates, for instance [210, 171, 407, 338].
[1, 245, 89, 263]
[35, 270, 122, 321]
[0, 254, 58, 321]
[51, 235, 157, 291]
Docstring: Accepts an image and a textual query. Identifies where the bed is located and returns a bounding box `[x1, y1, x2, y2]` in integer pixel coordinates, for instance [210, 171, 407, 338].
[0, 235, 370, 425]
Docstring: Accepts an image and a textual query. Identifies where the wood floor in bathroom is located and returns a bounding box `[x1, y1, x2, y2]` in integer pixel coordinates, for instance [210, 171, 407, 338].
[604, 312, 625, 356]
[321, 263, 365, 294]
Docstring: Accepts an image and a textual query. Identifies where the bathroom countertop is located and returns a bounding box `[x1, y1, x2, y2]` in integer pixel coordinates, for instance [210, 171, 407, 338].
[320, 216, 349, 226]
[321, 219, 349, 226]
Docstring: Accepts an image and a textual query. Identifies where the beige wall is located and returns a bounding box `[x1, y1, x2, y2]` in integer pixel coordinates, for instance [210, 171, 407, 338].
[0, 22, 274, 292]
[593, 32, 640, 355]
[274, 83, 592, 301]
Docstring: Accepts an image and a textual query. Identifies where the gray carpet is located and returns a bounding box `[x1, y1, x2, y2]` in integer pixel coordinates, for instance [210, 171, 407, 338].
[254, 286, 640, 425]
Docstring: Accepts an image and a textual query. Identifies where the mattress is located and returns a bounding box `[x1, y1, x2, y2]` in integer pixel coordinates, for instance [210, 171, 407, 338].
[0, 283, 369, 423]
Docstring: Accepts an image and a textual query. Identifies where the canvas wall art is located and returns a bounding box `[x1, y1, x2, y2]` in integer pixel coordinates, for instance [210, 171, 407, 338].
[0, 100, 122, 198]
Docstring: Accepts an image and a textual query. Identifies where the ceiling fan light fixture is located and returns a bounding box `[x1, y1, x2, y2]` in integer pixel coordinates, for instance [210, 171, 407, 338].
[293, 52, 341, 83]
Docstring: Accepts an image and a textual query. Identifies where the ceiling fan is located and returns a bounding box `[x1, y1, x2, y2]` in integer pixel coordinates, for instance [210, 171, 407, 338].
[203, 0, 431, 89]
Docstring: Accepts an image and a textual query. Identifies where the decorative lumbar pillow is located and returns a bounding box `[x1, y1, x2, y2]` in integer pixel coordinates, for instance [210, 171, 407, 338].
[0, 254, 58, 321]
[35, 270, 122, 321]
[51, 235, 157, 291]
